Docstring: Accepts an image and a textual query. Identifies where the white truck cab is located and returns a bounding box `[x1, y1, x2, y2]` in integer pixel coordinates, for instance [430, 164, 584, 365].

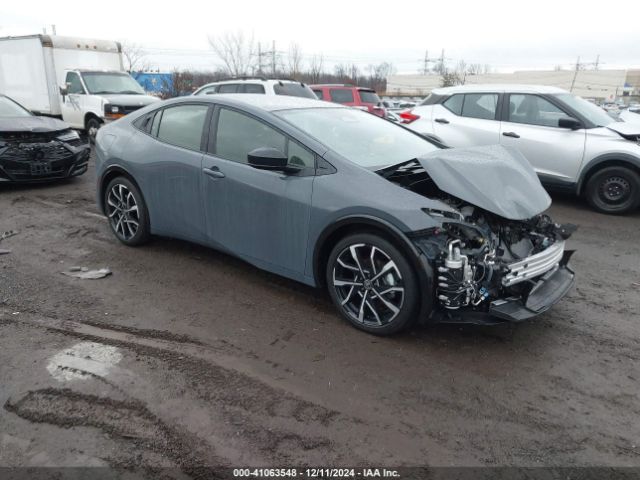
[0, 35, 159, 138]
[60, 69, 158, 136]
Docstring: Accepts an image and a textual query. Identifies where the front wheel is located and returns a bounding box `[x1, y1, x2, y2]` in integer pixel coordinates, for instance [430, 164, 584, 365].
[585, 166, 640, 214]
[326, 233, 420, 335]
[86, 117, 102, 144]
[104, 177, 151, 246]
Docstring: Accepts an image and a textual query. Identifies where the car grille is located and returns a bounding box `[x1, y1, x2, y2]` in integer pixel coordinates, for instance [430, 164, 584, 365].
[0, 141, 72, 162]
[502, 240, 566, 287]
[122, 105, 143, 114]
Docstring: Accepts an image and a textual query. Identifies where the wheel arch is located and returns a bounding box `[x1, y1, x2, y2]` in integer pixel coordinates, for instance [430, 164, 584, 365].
[313, 215, 434, 320]
[84, 112, 103, 130]
[577, 153, 640, 195]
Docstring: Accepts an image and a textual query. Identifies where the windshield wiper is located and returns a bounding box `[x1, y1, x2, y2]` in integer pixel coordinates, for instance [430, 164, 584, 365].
[117, 90, 143, 95]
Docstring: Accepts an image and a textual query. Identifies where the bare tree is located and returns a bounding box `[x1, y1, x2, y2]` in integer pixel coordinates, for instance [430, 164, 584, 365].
[308, 54, 324, 83]
[121, 41, 148, 73]
[208, 31, 256, 76]
[287, 42, 303, 79]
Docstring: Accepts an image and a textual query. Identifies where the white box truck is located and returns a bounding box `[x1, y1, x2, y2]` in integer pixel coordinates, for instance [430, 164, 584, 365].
[0, 34, 159, 138]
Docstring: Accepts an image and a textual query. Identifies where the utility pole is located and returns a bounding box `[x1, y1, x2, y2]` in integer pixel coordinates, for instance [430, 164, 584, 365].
[422, 50, 430, 75]
[51, 24, 56, 35]
[272, 40, 276, 77]
[594, 54, 600, 70]
[437, 49, 446, 74]
[570, 56, 581, 92]
[257, 43, 263, 74]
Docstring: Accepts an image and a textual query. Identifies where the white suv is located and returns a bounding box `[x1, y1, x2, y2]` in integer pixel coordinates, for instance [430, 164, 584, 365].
[401, 85, 640, 214]
[193, 77, 317, 99]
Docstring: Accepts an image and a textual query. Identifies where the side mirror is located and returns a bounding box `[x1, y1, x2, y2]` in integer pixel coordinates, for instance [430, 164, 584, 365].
[247, 147, 301, 174]
[558, 117, 582, 130]
[59, 85, 68, 97]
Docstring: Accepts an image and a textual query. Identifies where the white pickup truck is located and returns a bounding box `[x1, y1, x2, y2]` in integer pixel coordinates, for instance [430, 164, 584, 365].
[0, 34, 159, 138]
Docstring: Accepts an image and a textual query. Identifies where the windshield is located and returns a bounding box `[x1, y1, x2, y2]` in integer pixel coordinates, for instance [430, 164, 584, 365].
[276, 107, 440, 168]
[273, 83, 317, 99]
[0, 96, 31, 117]
[554, 93, 614, 127]
[81, 72, 146, 95]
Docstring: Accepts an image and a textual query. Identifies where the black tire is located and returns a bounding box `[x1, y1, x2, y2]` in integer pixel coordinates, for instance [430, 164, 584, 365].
[104, 176, 151, 246]
[585, 166, 640, 214]
[326, 233, 420, 335]
[86, 117, 102, 144]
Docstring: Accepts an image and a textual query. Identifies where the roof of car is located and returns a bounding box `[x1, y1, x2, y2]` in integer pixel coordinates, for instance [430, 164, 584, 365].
[173, 93, 341, 112]
[196, 78, 304, 89]
[431, 84, 568, 95]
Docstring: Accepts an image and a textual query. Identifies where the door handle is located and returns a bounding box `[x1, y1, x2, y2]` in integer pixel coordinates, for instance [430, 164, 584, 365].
[502, 131, 520, 138]
[203, 167, 225, 178]
[434, 118, 450, 124]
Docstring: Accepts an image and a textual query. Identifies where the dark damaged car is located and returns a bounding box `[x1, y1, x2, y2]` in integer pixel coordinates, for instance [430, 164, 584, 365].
[0, 94, 89, 183]
[94, 95, 575, 335]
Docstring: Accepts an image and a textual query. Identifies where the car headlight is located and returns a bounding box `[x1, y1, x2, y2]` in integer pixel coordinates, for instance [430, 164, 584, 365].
[57, 130, 80, 142]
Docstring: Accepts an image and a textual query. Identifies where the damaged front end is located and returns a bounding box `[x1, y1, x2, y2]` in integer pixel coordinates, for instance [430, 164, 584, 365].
[379, 145, 576, 324]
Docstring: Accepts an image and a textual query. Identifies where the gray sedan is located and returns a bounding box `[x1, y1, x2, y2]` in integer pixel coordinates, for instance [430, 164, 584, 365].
[95, 95, 575, 335]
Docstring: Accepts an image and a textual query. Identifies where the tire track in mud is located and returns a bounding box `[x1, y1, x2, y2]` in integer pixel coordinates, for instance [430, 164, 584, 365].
[4, 388, 228, 479]
[5, 315, 348, 466]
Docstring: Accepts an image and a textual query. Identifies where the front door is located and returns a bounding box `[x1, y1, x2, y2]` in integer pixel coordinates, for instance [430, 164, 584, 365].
[60, 72, 86, 128]
[202, 107, 315, 277]
[499, 93, 586, 183]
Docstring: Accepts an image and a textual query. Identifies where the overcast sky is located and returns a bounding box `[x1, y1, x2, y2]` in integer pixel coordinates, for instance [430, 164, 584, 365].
[2, 0, 639, 73]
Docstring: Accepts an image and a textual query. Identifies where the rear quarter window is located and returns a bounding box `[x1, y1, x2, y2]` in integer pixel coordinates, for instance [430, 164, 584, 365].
[358, 90, 381, 104]
[313, 89, 324, 100]
[329, 89, 354, 103]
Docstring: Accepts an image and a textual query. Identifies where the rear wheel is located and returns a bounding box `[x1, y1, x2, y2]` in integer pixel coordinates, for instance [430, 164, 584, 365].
[585, 166, 640, 214]
[104, 176, 150, 246]
[326, 233, 420, 335]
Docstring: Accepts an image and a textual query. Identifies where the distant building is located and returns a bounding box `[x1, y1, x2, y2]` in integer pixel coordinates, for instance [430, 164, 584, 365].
[132, 72, 172, 94]
[387, 69, 640, 102]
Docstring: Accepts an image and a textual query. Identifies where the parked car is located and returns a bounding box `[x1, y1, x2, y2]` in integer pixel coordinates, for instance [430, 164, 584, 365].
[401, 85, 640, 214]
[95, 95, 575, 335]
[310, 84, 387, 118]
[0, 94, 89, 183]
[0, 35, 159, 140]
[620, 108, 640, 126]
[193, 77, 317, 99]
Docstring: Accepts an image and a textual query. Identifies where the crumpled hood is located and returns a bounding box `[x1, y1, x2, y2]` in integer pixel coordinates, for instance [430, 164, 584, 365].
[98, 94, 159, 107]
[416, 145, 551, 220]
[0, 116, 69, 133]
[607, 120, 640, 138]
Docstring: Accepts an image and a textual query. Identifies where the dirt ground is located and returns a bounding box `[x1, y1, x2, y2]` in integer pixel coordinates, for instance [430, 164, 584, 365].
[1, 153, 639, 477]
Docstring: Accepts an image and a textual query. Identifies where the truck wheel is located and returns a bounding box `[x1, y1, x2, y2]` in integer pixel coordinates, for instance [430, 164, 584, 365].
[585, 166, 640, 214]
[86, 117, 102, 144]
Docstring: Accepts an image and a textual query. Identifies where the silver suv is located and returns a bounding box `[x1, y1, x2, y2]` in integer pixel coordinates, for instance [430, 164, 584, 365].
[402, 85, 640, 214]
[193, 77, 317, 99]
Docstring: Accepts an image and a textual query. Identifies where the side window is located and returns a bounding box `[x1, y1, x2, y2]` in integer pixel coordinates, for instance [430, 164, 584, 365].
[133, 112, 154, 133]
[66, 72, 85, 94]
[198, 86, 218, 95]
[329, 89, 354, 103]
[218, 84, 239, 93]
[156, 104, 208, 151]
[461, 93, 498, 120]
[443, 94, 463, 115]
[242, 84, 266, 94]
[508, 94, 566, 127]
[287, 140, 315, 168]
[215, 108, 286, 164]
[313, 89, 324, 100]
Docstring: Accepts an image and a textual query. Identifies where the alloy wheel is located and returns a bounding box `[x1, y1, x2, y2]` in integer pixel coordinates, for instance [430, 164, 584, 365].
[106, 184, 140, 241]
[332, 243, 405, 327]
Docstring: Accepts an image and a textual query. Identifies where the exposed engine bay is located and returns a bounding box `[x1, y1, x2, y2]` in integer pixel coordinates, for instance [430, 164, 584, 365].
[378, 158, 576, 320]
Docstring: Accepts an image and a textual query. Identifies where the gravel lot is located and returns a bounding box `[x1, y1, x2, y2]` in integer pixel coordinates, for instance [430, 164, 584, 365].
[1, 153, 640, 476]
